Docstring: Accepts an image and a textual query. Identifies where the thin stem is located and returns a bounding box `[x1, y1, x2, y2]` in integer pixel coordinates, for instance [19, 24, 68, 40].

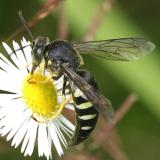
[104, 94, 138, 136]
[6, 0, 63, 42]
[57, 2, 69, 39]
[92, 94, 138, 160]
[102, 136, 128, 160]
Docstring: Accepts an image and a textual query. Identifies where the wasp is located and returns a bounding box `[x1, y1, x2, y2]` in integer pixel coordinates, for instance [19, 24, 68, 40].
[17, 11, 155, 145]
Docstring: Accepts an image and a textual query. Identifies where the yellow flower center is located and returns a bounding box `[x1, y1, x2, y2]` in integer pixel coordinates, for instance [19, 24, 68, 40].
[22, 73, 58, 118]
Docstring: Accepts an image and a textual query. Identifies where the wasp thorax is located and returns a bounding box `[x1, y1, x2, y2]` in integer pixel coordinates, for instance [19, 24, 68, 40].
[45, 40, 82, 76]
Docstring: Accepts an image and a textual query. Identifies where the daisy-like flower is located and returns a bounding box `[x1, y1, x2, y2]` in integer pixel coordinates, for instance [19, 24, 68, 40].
[0, 37, 75, 159]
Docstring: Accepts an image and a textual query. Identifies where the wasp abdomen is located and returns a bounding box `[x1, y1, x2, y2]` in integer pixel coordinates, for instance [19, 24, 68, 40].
[70, 88, 98, 145]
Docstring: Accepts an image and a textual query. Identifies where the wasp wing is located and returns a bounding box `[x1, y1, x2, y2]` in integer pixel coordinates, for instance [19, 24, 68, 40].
[61, 64, 114, 121]
[72, 38, 155, 61]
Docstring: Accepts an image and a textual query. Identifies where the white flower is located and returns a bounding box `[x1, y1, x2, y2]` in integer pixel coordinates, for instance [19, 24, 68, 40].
[0, 37, 75, 159]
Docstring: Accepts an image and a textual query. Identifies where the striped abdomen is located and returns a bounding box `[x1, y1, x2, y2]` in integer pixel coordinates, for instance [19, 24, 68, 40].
[70, 69, 99, 145]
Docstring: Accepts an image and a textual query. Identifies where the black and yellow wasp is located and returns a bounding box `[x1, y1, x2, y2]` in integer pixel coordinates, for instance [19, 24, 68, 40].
[17, 12, 155, 145]
[30, 37, 154, 145]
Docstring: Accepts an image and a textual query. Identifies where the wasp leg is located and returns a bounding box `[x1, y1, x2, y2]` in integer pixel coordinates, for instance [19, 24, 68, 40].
[62, 76, 68, 96]
[52, 96, 73, 119]
[70, 69, 99, 146]
[32, 96, 73, 123]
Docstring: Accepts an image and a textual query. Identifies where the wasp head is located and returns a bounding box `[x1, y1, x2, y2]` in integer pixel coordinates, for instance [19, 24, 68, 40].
[31, 36, 49, 74]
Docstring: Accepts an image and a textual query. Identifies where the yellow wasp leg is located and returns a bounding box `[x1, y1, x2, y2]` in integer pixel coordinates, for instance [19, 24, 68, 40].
[51, 96, 73, 119]
[32, 96, 73, 123]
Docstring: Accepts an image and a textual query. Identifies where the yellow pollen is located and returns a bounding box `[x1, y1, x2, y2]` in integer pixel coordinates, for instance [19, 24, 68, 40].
[22, 73, 58, 118]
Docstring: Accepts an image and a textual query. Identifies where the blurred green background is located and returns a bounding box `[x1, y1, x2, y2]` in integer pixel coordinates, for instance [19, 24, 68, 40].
[0, 0, 160, 160]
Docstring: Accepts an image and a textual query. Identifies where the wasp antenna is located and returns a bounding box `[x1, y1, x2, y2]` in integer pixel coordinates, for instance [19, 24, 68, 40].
[18, 10, 34, 41]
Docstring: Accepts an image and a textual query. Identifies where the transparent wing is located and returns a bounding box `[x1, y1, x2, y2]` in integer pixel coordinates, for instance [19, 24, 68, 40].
[61, 64, 114, 121]
[72, 38, 155, 61]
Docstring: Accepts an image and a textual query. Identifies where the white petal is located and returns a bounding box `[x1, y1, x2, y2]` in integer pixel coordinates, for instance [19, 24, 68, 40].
[7, 108, 31, 141]
[24, 119, 38, 156]
[21, 118, 32, 153]
[38, 123, 51, 158]
[56, 119, 73, 138]
[0, 72, 21, 93]
[65, 104, 75, 111]
[59, 115, 75, 132]
[0, 94, 16, 107]
[0, 52, 18, 72]
[0, 54, 11, 72]
[12, 41, 28, 73]
[48, 121, 63, 156]
[0, 56, 23, 92]
[2, 42, 13, 56]
[11, 112, 31, 148]
[54, 76, 64, 90]
[0, 100, 23, 135]
[47, 131, 53, 159]
[54, 121, 68, 148]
